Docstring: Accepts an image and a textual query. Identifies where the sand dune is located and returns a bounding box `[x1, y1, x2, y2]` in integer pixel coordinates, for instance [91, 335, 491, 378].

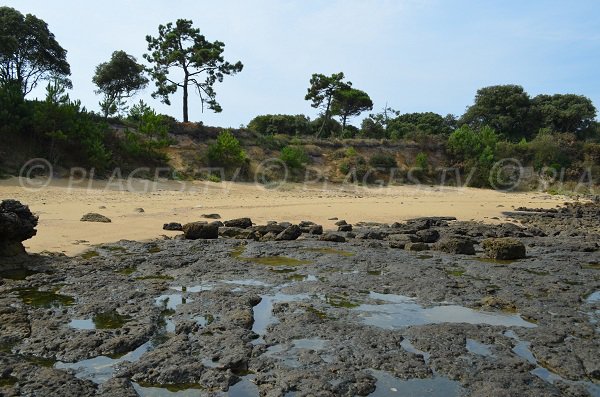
[0, 177, 571, 256]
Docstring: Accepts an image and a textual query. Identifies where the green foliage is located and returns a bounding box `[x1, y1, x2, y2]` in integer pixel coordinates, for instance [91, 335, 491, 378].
[414, 152, 429, 171]
[93, 50, 148, 118]
[368, 153, 397, 169]
[310, 116, 342, 138]
[331, 88, 373, 132]
[207, 130, 247, 167]
[0, 7, 71, 96]
[460, 85, 532, 141]
[531, 94, 596, 137]
[247, 114, 311, 135]
[388, 112, 456, 137]
[448, 125, 499, 187]
[528, 131, 573, 171]
[279, 146, 309, 169]
[305, 72, 351, 137]
[144, 19, 243, 122]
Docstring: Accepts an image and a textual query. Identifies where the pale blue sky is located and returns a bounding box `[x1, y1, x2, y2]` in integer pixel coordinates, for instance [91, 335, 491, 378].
[5, 0, 600, 126]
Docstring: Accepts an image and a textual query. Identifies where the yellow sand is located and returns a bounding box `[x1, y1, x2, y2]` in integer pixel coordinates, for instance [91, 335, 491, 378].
[0, 177, 570, 256]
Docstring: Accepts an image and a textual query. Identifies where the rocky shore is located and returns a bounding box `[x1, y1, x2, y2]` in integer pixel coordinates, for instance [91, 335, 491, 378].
[0, 200, 599, 396]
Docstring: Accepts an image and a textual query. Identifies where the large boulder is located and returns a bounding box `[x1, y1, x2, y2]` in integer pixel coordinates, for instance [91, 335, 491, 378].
[434, 237, 475, 255]
[223, 218, 253, 229]
[0, 199, 38, 257]
[182, 222, 219, 240]
[275, 225, 302, 241]
[319, 233, 346, 243]
[482, 238, 526, 260]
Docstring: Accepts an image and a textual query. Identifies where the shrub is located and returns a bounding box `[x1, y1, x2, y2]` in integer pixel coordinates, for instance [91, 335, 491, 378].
[414, 152, 429, 171]
[280, 146, 309, 169]
[447, 125, 499, 187]
[247, 114, 311, 136]
[369, 153, 397, 169]
[207, 130, 247, 167]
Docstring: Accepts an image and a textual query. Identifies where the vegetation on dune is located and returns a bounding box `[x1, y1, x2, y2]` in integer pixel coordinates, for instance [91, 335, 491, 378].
[0, 5, 599, 190]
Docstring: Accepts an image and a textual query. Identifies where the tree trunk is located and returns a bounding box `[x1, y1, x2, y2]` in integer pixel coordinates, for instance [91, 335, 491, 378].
[183, 75, 189, 123]
[342, 114, 348, 137]
[316, 97, 332, 139]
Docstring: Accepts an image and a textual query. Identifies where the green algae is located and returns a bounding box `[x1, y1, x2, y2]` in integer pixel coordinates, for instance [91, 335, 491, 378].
[116, 267, 137, 275]
[93, 310, 131, 329]
[80, 250, 100, 260]
[16, 288, 74, 308]
[446, 268, 466, 277]
[325, 294, 360, 309]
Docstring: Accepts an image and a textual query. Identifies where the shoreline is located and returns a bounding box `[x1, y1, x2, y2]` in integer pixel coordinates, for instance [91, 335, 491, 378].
[0, 177, 572, 256]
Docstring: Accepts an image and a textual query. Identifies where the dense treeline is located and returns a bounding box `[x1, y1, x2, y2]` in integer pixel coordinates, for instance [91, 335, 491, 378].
[1, 5, 599, 189]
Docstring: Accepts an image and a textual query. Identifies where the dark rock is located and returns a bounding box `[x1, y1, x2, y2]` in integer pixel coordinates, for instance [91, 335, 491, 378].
[278, 221, 292, 228]
[209, 221, 224, 228]
[80, 213, 111, 223]
[338, 224, 353, 232]
[260, 232, 277, 241]
[219, 227, 247, 238]
[275, 225, 302, 241]
[319, 233, 346, 243]
[182, 222, 219, 239]
[434, 237, 475, 255]
[405, 242, 430, 252]
[0, 199, 38, 257]
[134, 208, 145, 213]
[202, 213, 221, 219]
[163, 222, 183, 231]
[308, 225, 323, 235]
[356, 231, 384, 240]
[386, 234, 421, 243]
[416, 229, 440, 243]
[299, 221, 316, 227]
[482, 238, 526, 260]
[334, 220, 347, 226]
[253, 224, 286, 236]
[223, 218, 253, 229]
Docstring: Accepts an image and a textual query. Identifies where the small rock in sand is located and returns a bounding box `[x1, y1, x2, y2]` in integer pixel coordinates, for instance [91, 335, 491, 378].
[80, 213, 111, 223]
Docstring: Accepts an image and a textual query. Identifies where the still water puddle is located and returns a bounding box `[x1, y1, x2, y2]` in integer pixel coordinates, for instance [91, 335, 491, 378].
[504, 330, 600, 396]
[466, 339, 494, 357]
[265, 338, 329, 368]
[356, 292, 536, 328]
[55, 341, 152, 383]
[155, 294, 193, 310]
[400, 339, 431, 363]
[252, 293, 310, 344]
[132, 383, 204, 396]
[16, 288, 75, 308]
[368, 370, 463, 397]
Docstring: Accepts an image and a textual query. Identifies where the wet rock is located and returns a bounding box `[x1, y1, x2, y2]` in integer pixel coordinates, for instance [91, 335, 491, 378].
[416, 229, 440, 243]
[308, 225, 323, 235]
[434, 237, 475, 255]
[182, 222, 219, 240]
[319, 233, 346, 243]
[275, 225, 302, 241]
[80, 213, 111, 223]
[202, 213, 221, 219]
[338, 224, 353, 232]
[405, 242, 430, 252]
[0, 199, 38, 257]
[224, 217, 253, 229]
[482, 238, 526, 260]
[162, 222, 183, 231]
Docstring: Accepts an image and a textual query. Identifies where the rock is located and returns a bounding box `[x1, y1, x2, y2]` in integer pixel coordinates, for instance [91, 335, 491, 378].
[386, 234, 421, 243]
[434, 237, 475, 255]
[182, 222, 219, 240]
[0, 199, 38, 257]
[278, 221, 292, 228]
[334, 220, 347, 226]
[389, 241, 406, 249]
[480, 296, 517, 312]
[81, 213, 111, 223]
[134, 208, 145, 213]
[253, 224, 286, 236]
[219, 227, 247, 238]
[416, 229, 440, 243]
[299, 221, 316, 227]
[405, 242, 430, 252]
[328, 217, 338, 220]
[202, 213, 221, 219]
[338, 224, 353, 232]
[275, 225, 302, 241]
[356, 231, 384, 240]
[308, 225, 323, 235]
[163, 222, 183, 231]
[209, 221, 224, 228]
[319, 233, 346, 243]
[482, 238, 526, 260]
[223, 218, 252, 229]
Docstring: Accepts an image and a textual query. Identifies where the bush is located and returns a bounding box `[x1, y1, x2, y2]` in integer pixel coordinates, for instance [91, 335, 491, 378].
[280, 146, 309, 169]
[447, 125, 499, 187]
[207, 130, 247, 167]
[414, 152, 429, 171]
[248, 114, 311, 136]
[369, 153, 397, 169]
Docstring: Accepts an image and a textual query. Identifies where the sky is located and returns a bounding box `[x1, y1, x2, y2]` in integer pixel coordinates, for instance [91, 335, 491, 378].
[5, 0, 600, 127]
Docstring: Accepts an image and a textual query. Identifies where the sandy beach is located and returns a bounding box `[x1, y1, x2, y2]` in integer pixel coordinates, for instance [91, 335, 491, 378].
[0, 177, 571, 256]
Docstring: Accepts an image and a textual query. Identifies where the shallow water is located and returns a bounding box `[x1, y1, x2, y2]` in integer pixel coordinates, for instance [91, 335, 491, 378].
[251, 293, 309, 344]
[132, 383, 204, 396]
[227, 375, 259, 397]
[155, 294, 193, 310]
[466, 339, 494, 357]
[16, 288, 75, 308]
[368, 370, 463, 397]
[587, 291, 600, 303]
[55, 341, 152, 383]
[69, 319, 95, 330]
[356, 292, 536, 329]
[265, 338, 329, 368]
